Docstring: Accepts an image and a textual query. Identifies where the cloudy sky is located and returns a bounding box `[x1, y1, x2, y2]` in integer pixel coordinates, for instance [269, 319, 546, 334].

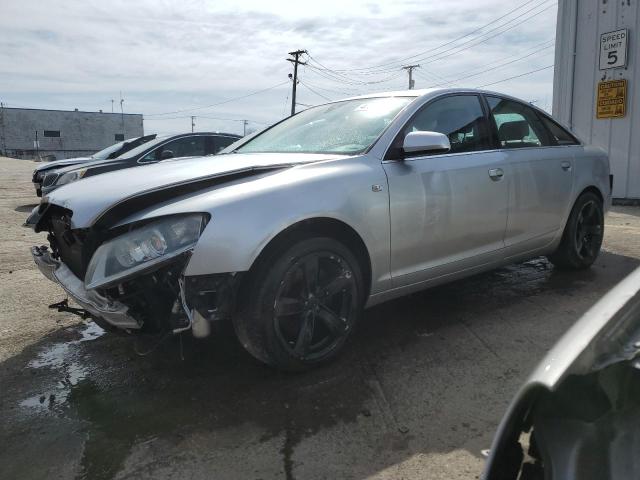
[0, 0, 557, 136]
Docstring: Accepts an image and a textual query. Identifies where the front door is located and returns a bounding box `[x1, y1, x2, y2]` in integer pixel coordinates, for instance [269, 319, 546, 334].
[383, 94, 508, 288]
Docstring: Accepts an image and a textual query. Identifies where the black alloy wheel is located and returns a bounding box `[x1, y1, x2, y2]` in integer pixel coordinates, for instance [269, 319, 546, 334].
[548, 191, 604, 270]
[574, 199, 604, 262]
[273, 251, 357, 361]
[234, 236, 364, 371]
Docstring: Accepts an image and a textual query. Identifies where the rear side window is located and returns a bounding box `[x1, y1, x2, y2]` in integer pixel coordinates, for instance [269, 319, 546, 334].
[486, 96, 552, 148]
[212, 136, 238, 154]
[401, 94, 492, 155]
[538, 115, 579, 145]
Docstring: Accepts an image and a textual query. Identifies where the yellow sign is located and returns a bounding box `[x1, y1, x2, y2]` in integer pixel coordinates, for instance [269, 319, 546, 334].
[596, 79, 627, 119]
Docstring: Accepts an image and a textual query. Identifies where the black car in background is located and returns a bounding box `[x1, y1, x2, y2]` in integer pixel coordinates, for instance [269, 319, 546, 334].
[32, 134, 157, 196]
[40, 132, 241, 196]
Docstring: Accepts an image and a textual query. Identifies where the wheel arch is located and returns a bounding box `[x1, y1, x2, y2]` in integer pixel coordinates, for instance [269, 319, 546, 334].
[560, 185, 605, 232]
[246, 217, 373, 300]
[578, 185, 604, 204]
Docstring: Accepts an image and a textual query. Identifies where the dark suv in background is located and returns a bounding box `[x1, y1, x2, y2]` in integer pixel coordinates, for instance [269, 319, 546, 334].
[32, 134, 157, 196]
[39, 132, 241, 196]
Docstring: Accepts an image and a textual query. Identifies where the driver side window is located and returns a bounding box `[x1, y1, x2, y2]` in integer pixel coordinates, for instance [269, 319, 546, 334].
[402, 95, 492, 155]
[141, 136, 207, 162]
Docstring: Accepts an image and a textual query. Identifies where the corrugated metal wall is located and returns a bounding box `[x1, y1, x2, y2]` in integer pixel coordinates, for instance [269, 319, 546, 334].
[554, 0, 639, 199]
[0, 108, 144, 160]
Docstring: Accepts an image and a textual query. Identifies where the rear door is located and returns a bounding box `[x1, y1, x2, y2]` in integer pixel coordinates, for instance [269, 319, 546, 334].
[383, 94, 508, 287]
[485, 96, 575, 250]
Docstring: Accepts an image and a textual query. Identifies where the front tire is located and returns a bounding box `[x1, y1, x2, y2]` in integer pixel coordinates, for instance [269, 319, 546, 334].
[547, 191, 604, 270]
[234, 237, 364, 372]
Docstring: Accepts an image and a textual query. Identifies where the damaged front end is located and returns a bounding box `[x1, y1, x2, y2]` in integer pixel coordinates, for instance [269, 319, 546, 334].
[31, 204, 239, 337]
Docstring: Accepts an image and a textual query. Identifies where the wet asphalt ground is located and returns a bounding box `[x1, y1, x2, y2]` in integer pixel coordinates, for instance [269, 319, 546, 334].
[1, 156, 640, 480]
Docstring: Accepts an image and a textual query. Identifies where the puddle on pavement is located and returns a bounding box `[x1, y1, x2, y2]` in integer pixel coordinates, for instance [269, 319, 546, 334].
[14, 320, 375, 480]
[20, 322, 105, 411]
[10, 253, 635, 479]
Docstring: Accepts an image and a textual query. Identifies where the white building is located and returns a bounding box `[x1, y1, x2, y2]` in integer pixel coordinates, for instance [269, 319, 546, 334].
[554, 0, 639, 201]
[0, 107, 144, 160]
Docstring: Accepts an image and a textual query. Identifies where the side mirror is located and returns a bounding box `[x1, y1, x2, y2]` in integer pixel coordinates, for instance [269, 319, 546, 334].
[402, 131, 450, 156]
[161, 150, 174, 160]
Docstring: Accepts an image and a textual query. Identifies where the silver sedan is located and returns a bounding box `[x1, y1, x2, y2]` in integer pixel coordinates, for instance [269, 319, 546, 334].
[28, 88, 610, 371]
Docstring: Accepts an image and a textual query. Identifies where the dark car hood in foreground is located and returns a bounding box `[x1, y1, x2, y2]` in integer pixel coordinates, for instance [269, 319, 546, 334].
[34, 156, 92, 174]
[39, 152, 344, 229]
[484, 266, 640, 479]
[48, 156, 129, 177]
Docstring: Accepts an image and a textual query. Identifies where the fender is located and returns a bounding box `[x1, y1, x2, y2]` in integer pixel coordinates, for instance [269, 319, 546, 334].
[110, 156, 394, 296]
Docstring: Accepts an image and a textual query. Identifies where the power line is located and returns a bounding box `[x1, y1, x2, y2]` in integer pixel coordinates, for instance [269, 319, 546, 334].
[309, 0, 551, 75]
[304, 51, 407, 87]
[428, 42, 555, 87]
[297, 80, 359, 97]
[145, 81, 289, 117]
[425, 38, 554, 87]
[299, 80, 333, 102]
[144, 115, 270, 125]
[476, 64, 554, 88]
[411, 3, 557, 69]
[305, 62, 405, 86]
[301, 1, 555, 91]
[372, 1, 556, 75]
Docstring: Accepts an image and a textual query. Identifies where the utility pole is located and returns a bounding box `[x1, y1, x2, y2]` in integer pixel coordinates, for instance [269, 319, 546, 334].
[191, 116, 196, 133]
[119, 92, 125, 136]
[286, 49, 307, 116]
[402, 65, 420, 89]
[111, 99, 114, 113]
[34, 130, 40, 161]
[0, 102, 6, 156]
[243, 120, 248, 136]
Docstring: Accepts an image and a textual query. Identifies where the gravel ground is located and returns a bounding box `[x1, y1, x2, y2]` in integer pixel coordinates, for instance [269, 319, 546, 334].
[1, 156, 639, 480]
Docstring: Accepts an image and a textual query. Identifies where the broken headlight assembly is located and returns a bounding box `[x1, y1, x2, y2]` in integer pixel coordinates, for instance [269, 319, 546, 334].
[84, 213, 209, 290]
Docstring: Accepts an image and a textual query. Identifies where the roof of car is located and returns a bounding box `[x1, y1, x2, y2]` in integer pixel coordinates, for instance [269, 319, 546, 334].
[342, 87, 515, 101]
[151, 132, 242, 139]
[335, 87, 561, 124]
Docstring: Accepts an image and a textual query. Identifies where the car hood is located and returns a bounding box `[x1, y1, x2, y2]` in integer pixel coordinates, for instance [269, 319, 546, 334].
[41, 152, 345, 229]
[34, 157, 92, 173]
[49, 157, 125, 176]
[483, 266, 640, 479]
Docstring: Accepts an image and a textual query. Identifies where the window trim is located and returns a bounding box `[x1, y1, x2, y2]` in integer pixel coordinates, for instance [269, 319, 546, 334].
[383, 92, 495, 161]
[534, 110, 581, 146]
[482, 95, 555, 150]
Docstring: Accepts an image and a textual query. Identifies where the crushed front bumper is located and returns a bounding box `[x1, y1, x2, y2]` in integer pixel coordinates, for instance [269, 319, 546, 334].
[32, 246, 141, 330]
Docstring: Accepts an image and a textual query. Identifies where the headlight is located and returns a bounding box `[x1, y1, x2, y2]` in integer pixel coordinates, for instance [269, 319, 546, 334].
[56, 168, 87, 187]
[84, 213, 208, 290]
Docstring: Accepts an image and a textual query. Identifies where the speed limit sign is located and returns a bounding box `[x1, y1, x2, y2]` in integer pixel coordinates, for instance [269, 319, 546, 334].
[600, 29, 628, 70]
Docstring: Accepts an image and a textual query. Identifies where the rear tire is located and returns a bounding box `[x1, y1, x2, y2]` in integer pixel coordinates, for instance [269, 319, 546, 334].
[234, 236, 364, 372]
[547, 191, 604, 270]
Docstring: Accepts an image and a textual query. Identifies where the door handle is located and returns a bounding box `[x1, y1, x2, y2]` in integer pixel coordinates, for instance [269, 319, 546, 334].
[488, 168, 504, 181]
[561, 161, 572, 171]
